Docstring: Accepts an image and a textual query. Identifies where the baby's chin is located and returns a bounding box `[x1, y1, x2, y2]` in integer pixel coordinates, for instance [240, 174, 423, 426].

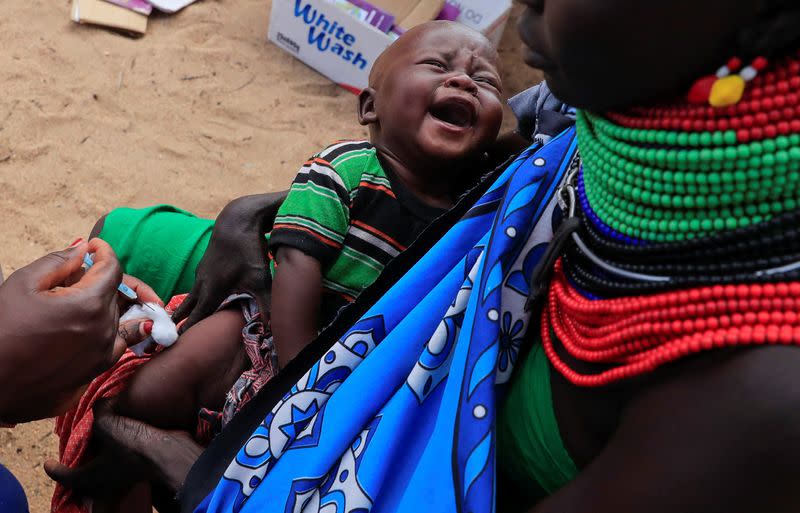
[416, 124, 489, 162]
[417, 138, 486, 164]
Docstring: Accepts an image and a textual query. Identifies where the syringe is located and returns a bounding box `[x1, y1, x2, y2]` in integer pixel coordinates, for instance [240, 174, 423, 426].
[83, 253, 155, 311]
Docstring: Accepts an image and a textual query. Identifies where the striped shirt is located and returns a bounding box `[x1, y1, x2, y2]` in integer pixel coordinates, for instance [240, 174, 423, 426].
[269, 141, 445, 322]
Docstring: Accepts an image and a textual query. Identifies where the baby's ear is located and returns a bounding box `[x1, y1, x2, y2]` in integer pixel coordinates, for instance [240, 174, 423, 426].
[358, 88, 379, 126]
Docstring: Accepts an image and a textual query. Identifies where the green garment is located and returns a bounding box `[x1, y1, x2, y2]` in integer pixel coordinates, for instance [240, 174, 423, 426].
[269, 141, 444, 302]
[497, 341, 579, 499]
[98, 205, 213, 301]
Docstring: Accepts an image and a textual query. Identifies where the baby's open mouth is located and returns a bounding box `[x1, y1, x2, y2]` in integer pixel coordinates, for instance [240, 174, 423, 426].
[429, 98, 476, 128]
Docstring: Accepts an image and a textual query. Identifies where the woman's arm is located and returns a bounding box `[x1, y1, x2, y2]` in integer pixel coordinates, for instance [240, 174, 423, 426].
[171, 191, 288, 330]
[532, 346, 800, 513]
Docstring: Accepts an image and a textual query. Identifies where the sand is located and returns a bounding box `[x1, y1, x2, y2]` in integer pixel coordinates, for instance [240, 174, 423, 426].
[0, 1, 540, 510]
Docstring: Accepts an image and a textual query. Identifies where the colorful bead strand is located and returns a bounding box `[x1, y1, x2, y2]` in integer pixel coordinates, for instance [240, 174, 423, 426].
[578, 52, 800, 242]
[541, 261, 800, 387]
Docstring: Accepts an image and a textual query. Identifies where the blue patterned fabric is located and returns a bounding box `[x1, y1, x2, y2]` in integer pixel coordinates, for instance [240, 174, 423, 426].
[194, 128, 579, 513]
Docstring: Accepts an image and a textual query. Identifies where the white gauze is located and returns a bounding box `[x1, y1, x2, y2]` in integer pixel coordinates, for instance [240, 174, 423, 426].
[120, 302, 178, 356]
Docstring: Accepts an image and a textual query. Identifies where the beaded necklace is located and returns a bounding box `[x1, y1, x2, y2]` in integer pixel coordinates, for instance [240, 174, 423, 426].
[561, 197, 800, 298]
[542, 260, 800, 386]
[578, 51, 800, 243]
[537, 51, 800, 386]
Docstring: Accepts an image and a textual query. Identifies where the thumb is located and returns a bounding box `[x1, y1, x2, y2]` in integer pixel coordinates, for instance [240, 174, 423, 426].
[170, 288, 198, 325]
[24, 242, 90, 292]
[109, 319, 153, 364]
[116, 318, 153, 347]
[44, 459, 81, 486]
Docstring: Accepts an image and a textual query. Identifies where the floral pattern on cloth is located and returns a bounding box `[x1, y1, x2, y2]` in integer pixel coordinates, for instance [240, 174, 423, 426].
[193, 128, 579, 513]
[197, 293, 279, 444]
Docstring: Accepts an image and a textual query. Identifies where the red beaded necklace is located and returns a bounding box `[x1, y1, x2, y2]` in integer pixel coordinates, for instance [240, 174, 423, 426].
[606, 50, 800, 144]
[541, 260, 800, 386]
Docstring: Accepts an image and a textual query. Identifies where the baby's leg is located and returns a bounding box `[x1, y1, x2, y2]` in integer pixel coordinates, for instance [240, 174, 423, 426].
[115, 309, 248, 432]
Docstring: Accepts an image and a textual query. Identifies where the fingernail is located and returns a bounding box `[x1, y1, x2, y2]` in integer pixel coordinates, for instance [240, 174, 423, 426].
[142, 321, 153, 335]
[69, 238, 84, 248]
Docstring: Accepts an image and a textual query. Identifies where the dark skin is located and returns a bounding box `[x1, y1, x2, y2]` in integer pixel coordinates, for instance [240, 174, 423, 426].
[47, 22, 505, 509]
[535, 348, 800, 513]
[170, 191, 288, 332]
[0, 239, 158, 423]
[270, 247, 323, 368]
[59, 6, 800, 512]
[506, 0, 800, 512]
[91, 190, 289, 334]
[53, 8, 792, 510]
[517, 0, 762, 111]
[360, 21, 504, 208]
[92, 197, 316, 371]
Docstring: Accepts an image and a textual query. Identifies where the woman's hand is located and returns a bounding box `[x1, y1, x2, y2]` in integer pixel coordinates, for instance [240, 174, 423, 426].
[110, 273, 164, 359]
[45, 405, 202, 498]
[172, 191, 287, 331]
[0, 239, 157, 423]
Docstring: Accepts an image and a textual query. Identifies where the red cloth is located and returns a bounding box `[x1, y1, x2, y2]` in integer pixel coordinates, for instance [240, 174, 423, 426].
[51, 351, 152, 513]
[51, 294, 186, 513]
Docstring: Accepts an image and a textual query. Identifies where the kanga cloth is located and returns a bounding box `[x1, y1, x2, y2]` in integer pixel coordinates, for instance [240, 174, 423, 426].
[52, 350, 150, 513]
[193, 128, 579, 513]
[0, 464, 29, 513]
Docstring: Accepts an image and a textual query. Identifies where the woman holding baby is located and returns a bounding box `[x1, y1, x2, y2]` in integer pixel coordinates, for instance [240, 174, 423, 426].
[46, 0, 800, 512]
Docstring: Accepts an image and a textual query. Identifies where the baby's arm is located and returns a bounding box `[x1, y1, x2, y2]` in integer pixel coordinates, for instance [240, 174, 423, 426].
[114, 309, 247, 432]
[270, 247, 323, 368]
[268, 145, 356, 367]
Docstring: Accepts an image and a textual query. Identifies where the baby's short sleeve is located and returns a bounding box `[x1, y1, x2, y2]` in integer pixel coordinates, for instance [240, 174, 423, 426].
[269, 155, 351, 265]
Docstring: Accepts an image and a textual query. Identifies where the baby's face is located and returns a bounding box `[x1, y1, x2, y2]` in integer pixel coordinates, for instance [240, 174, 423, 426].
[370, 23, 504, 163]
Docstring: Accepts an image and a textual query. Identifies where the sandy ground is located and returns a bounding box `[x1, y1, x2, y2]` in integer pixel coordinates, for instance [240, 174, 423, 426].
[0, 1, 540, 510]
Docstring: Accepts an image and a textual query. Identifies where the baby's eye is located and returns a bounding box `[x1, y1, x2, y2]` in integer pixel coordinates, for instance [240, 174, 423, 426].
[474, 76, 500, 89]
[422, 60, 448, 70]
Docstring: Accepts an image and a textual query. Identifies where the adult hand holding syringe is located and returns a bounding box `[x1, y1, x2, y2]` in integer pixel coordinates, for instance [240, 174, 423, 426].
[83, 251, 156, 311]
[0, 239, 161, 423]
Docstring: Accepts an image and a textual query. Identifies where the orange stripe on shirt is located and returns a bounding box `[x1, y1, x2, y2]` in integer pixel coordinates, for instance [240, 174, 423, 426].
[324, 289, 356, 303]
[351, 220, 407, 251]
[359, 181, 397, 199]
[271, 224, 343, 249]
[302, 157, 335, 168]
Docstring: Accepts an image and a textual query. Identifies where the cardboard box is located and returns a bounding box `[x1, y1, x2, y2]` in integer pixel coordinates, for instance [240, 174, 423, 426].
[267, 0, 512, 93]
[71, 0, 148, 35]
[367, 0, 445, 31]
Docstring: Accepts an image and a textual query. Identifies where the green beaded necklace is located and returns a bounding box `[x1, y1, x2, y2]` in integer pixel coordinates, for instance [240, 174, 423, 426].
[577, 67, 800, 243]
